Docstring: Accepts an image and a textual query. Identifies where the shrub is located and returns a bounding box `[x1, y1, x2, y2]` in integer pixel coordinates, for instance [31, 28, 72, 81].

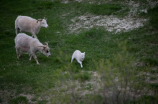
[95, 41, 150, 104]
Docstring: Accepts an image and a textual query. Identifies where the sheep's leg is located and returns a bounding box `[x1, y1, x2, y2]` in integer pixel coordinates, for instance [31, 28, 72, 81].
[16, 47, 20, 59]
[19, 50, 22, 57]
[32, 33, 37, 38]
[29, 55, 32, 61]
[15, 28, 18, 35]
[34, 35, 37, 39]
[32, 54, 39, 64]
[16, 48, 19, 59]
[34, 57, 39, 64]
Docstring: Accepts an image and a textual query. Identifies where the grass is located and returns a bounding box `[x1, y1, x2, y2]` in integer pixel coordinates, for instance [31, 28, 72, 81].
[0, 0, 158, 103]
[9, 96, 28, 104]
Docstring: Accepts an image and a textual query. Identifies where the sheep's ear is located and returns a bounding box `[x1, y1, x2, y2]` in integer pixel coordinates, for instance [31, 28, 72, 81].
[37, 19, 42, 23]
[45, 42, 48, 46]
[38, 45, 46, 49]
[44, 17, 47, 20]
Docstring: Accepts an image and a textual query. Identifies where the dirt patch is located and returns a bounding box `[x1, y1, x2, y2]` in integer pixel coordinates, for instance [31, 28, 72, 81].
[64, 0, 158, 34]
[39, 71, 102, 98]
[62, 0, 82, 3]
[0, 89, 16, 104]
[57, 71, 103, 96]
[69, 15, 147, 34]
[35, 71, 103, 103]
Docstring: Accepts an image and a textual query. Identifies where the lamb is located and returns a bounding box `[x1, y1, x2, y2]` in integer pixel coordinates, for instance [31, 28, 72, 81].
[15, 16, 48, 38]
[71, 50, 85, 68]
[15, 33, 51, 64]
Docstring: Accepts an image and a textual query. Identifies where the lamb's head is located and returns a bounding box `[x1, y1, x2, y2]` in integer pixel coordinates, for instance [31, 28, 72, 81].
[37, 17, 48, 28]
[38, 42, 51, 57]
[81, 52, 85, 59]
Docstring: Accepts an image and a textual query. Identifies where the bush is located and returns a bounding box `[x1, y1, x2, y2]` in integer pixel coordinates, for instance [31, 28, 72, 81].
[95, 41, 149, 104]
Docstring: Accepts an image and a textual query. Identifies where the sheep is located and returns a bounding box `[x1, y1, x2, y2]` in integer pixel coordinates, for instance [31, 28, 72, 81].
[71, 50, 85, 68]
[15, 33, 51, 64]
[15, 16, 48, 38]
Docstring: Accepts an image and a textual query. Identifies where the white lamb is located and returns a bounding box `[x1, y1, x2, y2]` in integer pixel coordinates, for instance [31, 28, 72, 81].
[15, 16, 48, 38]
[71, 50, 85, 68]
[15, 33, 51, 64]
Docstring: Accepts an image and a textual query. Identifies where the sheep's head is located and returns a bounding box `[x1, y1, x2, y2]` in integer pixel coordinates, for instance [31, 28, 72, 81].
[37, 17, 48, 28]
[38, 42, 51, 57]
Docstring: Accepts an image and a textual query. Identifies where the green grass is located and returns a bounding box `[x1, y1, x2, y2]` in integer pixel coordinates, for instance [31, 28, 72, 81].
[9, 96, 28, 104]
[89, 4, 123, 15]
[0, 0, 158, 103]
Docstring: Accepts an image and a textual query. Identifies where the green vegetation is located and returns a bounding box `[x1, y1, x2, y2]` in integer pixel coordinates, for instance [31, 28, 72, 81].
[9, 96, 28, 104]
[0, 0, 158, 103]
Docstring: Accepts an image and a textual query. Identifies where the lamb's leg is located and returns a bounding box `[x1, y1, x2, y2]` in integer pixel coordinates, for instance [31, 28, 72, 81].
[71, 57, 74, 63]
[77, 60, 83, 68]
[80, 62, 83, 68]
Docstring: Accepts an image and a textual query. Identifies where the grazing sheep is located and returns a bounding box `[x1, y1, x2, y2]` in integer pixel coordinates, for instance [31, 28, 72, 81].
[71, 50, 85, 68]
[15, 33, 51, 64]
[15, 16, 48, 38]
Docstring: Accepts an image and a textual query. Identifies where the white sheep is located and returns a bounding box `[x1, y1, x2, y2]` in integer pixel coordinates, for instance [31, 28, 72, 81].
[71, 50, 85, 68]
[15, 33, 51, 64]
[15, 16, 48, 38]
